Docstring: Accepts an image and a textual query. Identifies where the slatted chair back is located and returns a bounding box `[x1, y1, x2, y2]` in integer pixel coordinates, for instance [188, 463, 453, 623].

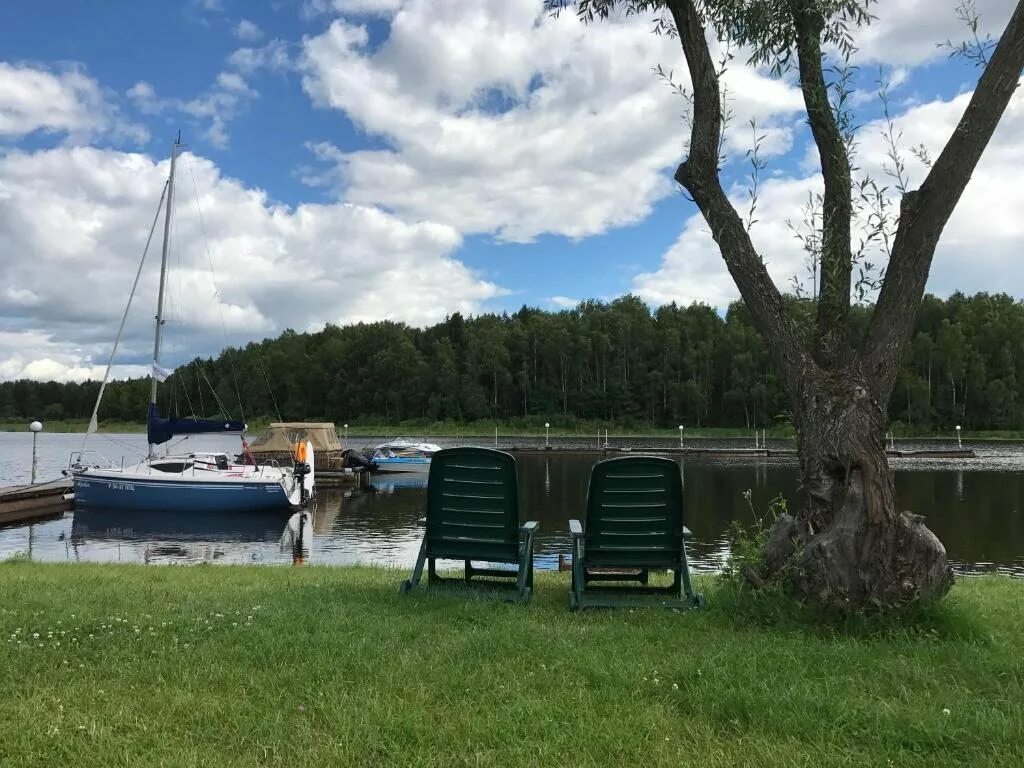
[583, 455, 684, 570]
[425, 447, 520, 563]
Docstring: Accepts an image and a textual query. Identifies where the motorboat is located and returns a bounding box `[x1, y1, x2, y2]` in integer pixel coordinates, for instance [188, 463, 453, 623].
[370, 438, 441, 473]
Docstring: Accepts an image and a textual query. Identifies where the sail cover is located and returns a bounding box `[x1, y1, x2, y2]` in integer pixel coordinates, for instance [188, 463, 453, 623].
[147, 404, 246, 446]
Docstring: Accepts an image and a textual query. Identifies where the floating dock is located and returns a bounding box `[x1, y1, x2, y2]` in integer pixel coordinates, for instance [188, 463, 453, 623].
[314, 469, 368, 488]
[0, 478, 74, 526]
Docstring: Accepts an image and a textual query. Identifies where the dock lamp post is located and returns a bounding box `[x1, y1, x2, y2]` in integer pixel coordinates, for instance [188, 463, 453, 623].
[955, 425, 962, 450]
[678, 424, 684, 448]
[343, 423, 348, 443]
[29, 420, 42, 485]
[545, 422, 550, 448]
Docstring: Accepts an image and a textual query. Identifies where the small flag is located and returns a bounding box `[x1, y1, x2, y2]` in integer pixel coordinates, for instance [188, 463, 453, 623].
[150, 362, 174, 382]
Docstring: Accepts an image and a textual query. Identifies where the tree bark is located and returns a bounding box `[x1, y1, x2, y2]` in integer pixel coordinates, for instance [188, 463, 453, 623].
[663, 0, 959, 609]
[763, 364, 953, 607]
[791, 0, 854, 365]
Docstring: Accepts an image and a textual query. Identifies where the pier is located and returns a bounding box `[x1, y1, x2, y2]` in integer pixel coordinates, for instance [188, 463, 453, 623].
[500, 446, 978, 459]
[0, 478, 73, 526]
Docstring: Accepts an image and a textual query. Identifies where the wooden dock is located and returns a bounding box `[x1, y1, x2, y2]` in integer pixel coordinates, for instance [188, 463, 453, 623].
[315, 468, 368, 488]
[0, 478, 74, 526]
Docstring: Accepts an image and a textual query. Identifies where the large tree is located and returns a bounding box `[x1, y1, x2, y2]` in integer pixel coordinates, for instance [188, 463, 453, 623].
[552, 0, 1024, 609]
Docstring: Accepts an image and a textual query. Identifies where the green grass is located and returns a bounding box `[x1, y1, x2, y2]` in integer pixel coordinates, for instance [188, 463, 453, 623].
[1, 563, 1022, 767]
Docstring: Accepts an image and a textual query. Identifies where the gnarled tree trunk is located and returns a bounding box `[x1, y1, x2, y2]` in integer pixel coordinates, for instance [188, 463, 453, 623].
[656, 0, 1024, 610]
[763, 366, 953, 608]
[560, 0, 1024, 609]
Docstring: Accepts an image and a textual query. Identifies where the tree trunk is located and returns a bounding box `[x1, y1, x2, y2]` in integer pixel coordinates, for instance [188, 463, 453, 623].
[762, 367, 954, 608]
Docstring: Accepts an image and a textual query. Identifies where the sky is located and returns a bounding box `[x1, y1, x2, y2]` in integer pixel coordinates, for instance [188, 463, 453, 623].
[1, 0, 1022, 383]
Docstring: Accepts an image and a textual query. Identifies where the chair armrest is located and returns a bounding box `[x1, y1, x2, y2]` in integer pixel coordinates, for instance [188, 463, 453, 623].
[569, 519, 583, 538]
[520, 521, 539, 534]
[683, 525, 693, 540]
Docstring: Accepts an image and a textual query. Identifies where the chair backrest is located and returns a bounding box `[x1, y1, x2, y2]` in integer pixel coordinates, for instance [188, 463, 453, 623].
[425, 447, 520, 562]
[584, 456, 684, 569]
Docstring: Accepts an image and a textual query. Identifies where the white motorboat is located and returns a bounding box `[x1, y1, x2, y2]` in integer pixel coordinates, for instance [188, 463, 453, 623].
[370, 438, 441, 473]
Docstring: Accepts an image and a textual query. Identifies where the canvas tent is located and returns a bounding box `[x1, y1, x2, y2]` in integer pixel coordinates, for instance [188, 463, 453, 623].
[248, 423, 344, 469]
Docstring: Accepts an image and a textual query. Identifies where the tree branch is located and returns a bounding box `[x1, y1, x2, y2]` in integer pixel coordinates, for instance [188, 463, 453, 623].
[864, 0, 1024, 392]
[666, 0, 809, 396]
[789, 0, 854, 365]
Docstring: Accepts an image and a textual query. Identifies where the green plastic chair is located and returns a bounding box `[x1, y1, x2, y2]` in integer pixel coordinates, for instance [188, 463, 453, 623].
[569, 455, 703, 610]
[401, 447, 539, 603]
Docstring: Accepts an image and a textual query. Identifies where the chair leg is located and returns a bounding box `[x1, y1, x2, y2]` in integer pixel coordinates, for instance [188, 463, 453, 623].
[465, 560, 474, 583]
[639, 569, 649, 586]
[428, 558, 438, 585]
[679, 540, 702, 608]
[570, 537, 585, 611]
[401, 537, 428, 594]
[516, 527, 536, 603]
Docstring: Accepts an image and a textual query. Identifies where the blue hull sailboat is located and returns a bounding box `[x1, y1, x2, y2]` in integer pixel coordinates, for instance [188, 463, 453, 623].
[70, 137, 313, 512]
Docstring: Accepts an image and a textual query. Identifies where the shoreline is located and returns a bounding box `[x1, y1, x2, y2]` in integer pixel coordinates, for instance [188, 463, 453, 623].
[0, 421, 1017, 442]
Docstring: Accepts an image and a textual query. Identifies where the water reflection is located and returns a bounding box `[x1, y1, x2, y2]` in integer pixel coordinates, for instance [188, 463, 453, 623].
[2, 453, 1023, 576]
[70, 507, 293, 565]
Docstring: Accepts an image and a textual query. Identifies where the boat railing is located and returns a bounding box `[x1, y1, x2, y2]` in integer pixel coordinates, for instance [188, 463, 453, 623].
[67, 450, 115, 471]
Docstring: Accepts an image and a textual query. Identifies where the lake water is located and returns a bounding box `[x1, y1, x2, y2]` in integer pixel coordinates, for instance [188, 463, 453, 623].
[2, 431, 1023, 576]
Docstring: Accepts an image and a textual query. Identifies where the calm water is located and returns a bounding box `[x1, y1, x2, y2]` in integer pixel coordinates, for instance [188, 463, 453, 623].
[2, 431, 1023, 576]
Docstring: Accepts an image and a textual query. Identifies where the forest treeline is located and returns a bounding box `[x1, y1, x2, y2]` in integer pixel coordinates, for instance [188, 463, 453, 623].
[2, 292, 1022, 432]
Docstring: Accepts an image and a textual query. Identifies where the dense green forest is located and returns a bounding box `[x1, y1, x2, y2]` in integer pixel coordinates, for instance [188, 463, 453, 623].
[2, 292, 1022, 432]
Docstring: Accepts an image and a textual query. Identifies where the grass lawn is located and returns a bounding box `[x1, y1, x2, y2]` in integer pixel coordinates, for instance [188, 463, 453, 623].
[1, 563, 1022, 767]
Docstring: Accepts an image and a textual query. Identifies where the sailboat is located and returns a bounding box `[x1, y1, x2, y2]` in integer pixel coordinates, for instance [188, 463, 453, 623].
[69, 137, 314, 512]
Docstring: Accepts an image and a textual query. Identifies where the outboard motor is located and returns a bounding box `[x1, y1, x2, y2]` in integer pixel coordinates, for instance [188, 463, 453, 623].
[343, 448, 378, 472]
[293, 441, 312, 506]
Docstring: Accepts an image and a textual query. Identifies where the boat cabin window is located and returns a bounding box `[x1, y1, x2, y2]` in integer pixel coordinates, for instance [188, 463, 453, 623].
[151, 461, 193, 473]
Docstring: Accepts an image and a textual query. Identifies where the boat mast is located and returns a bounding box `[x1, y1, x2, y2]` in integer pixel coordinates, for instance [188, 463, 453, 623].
[149, 134, 182, 457]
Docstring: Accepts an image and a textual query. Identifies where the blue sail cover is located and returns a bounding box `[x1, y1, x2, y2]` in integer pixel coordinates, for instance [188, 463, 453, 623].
[147, 404, 246, 446]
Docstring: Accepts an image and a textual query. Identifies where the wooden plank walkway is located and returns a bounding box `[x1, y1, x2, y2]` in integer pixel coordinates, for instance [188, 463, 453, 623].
[0, 478, 74, 526]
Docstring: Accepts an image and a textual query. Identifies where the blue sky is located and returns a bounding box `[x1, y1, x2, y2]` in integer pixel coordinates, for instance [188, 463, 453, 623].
[1, 0, 1021, 380]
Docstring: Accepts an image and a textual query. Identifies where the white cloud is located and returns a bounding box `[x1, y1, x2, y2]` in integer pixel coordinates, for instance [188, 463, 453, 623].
[228, 40, 292, 75]
[126, 81, 160, 115]
[127, 37, 293, 148]
[549, 296, 580, 309]
[0, 62, 146, 144]
[852, 0, 1017, 67]
[0, 329, 148, 383]
[126, 71, 259, 149]
[0, 146, 502, 382]
[303, 0, 402, 17]
[300, 0, 804, 243]
[235, 19, 264, 42]
[634, 77, 1024, 308]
